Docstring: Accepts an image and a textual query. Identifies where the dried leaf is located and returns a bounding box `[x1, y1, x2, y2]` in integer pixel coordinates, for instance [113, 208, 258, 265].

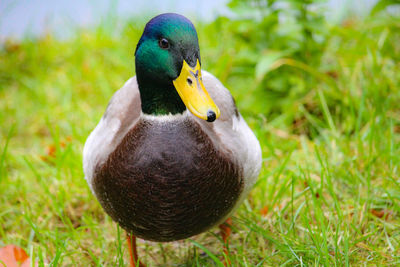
[370, 209, 392, 220]
[0, 245, 30, 267]
[260, 205, 269, 216]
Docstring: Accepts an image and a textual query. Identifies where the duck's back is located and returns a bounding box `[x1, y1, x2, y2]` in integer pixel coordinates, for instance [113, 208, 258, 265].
[93, 115, 243, 241]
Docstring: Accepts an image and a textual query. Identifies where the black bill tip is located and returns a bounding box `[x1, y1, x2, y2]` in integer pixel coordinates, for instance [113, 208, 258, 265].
[206, 110, 216, 122]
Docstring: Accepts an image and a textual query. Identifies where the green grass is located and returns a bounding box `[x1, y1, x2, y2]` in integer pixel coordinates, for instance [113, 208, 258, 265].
[1, 7, 400, 267]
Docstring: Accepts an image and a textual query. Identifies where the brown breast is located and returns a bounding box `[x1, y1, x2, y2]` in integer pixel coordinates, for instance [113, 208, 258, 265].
[93, 117, 243, 242]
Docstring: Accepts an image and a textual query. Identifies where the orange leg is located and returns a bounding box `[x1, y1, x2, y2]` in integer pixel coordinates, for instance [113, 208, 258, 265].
[126, 233, 145, 267]
[218, 218, 232, 266]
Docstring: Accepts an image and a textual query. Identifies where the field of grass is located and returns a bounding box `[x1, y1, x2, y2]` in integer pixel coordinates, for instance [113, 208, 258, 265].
[1, 1, 400, 266]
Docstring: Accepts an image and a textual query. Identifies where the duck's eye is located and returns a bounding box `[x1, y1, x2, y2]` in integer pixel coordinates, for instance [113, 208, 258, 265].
[187, 78, 193, 86]
[159, 38, 169, 49]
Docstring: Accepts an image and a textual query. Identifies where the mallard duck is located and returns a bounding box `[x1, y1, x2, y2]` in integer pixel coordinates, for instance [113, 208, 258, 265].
[83, 13, 261, 266]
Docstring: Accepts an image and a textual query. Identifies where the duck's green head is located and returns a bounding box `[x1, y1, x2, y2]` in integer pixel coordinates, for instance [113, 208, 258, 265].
[135, 13, 220, 122]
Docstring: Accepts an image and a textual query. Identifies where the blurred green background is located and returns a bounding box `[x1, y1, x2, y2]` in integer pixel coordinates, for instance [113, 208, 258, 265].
[1, 0, 400, 266]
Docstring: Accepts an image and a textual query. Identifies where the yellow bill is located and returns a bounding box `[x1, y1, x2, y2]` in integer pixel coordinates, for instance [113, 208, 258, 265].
[173, 59, 220, 122]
